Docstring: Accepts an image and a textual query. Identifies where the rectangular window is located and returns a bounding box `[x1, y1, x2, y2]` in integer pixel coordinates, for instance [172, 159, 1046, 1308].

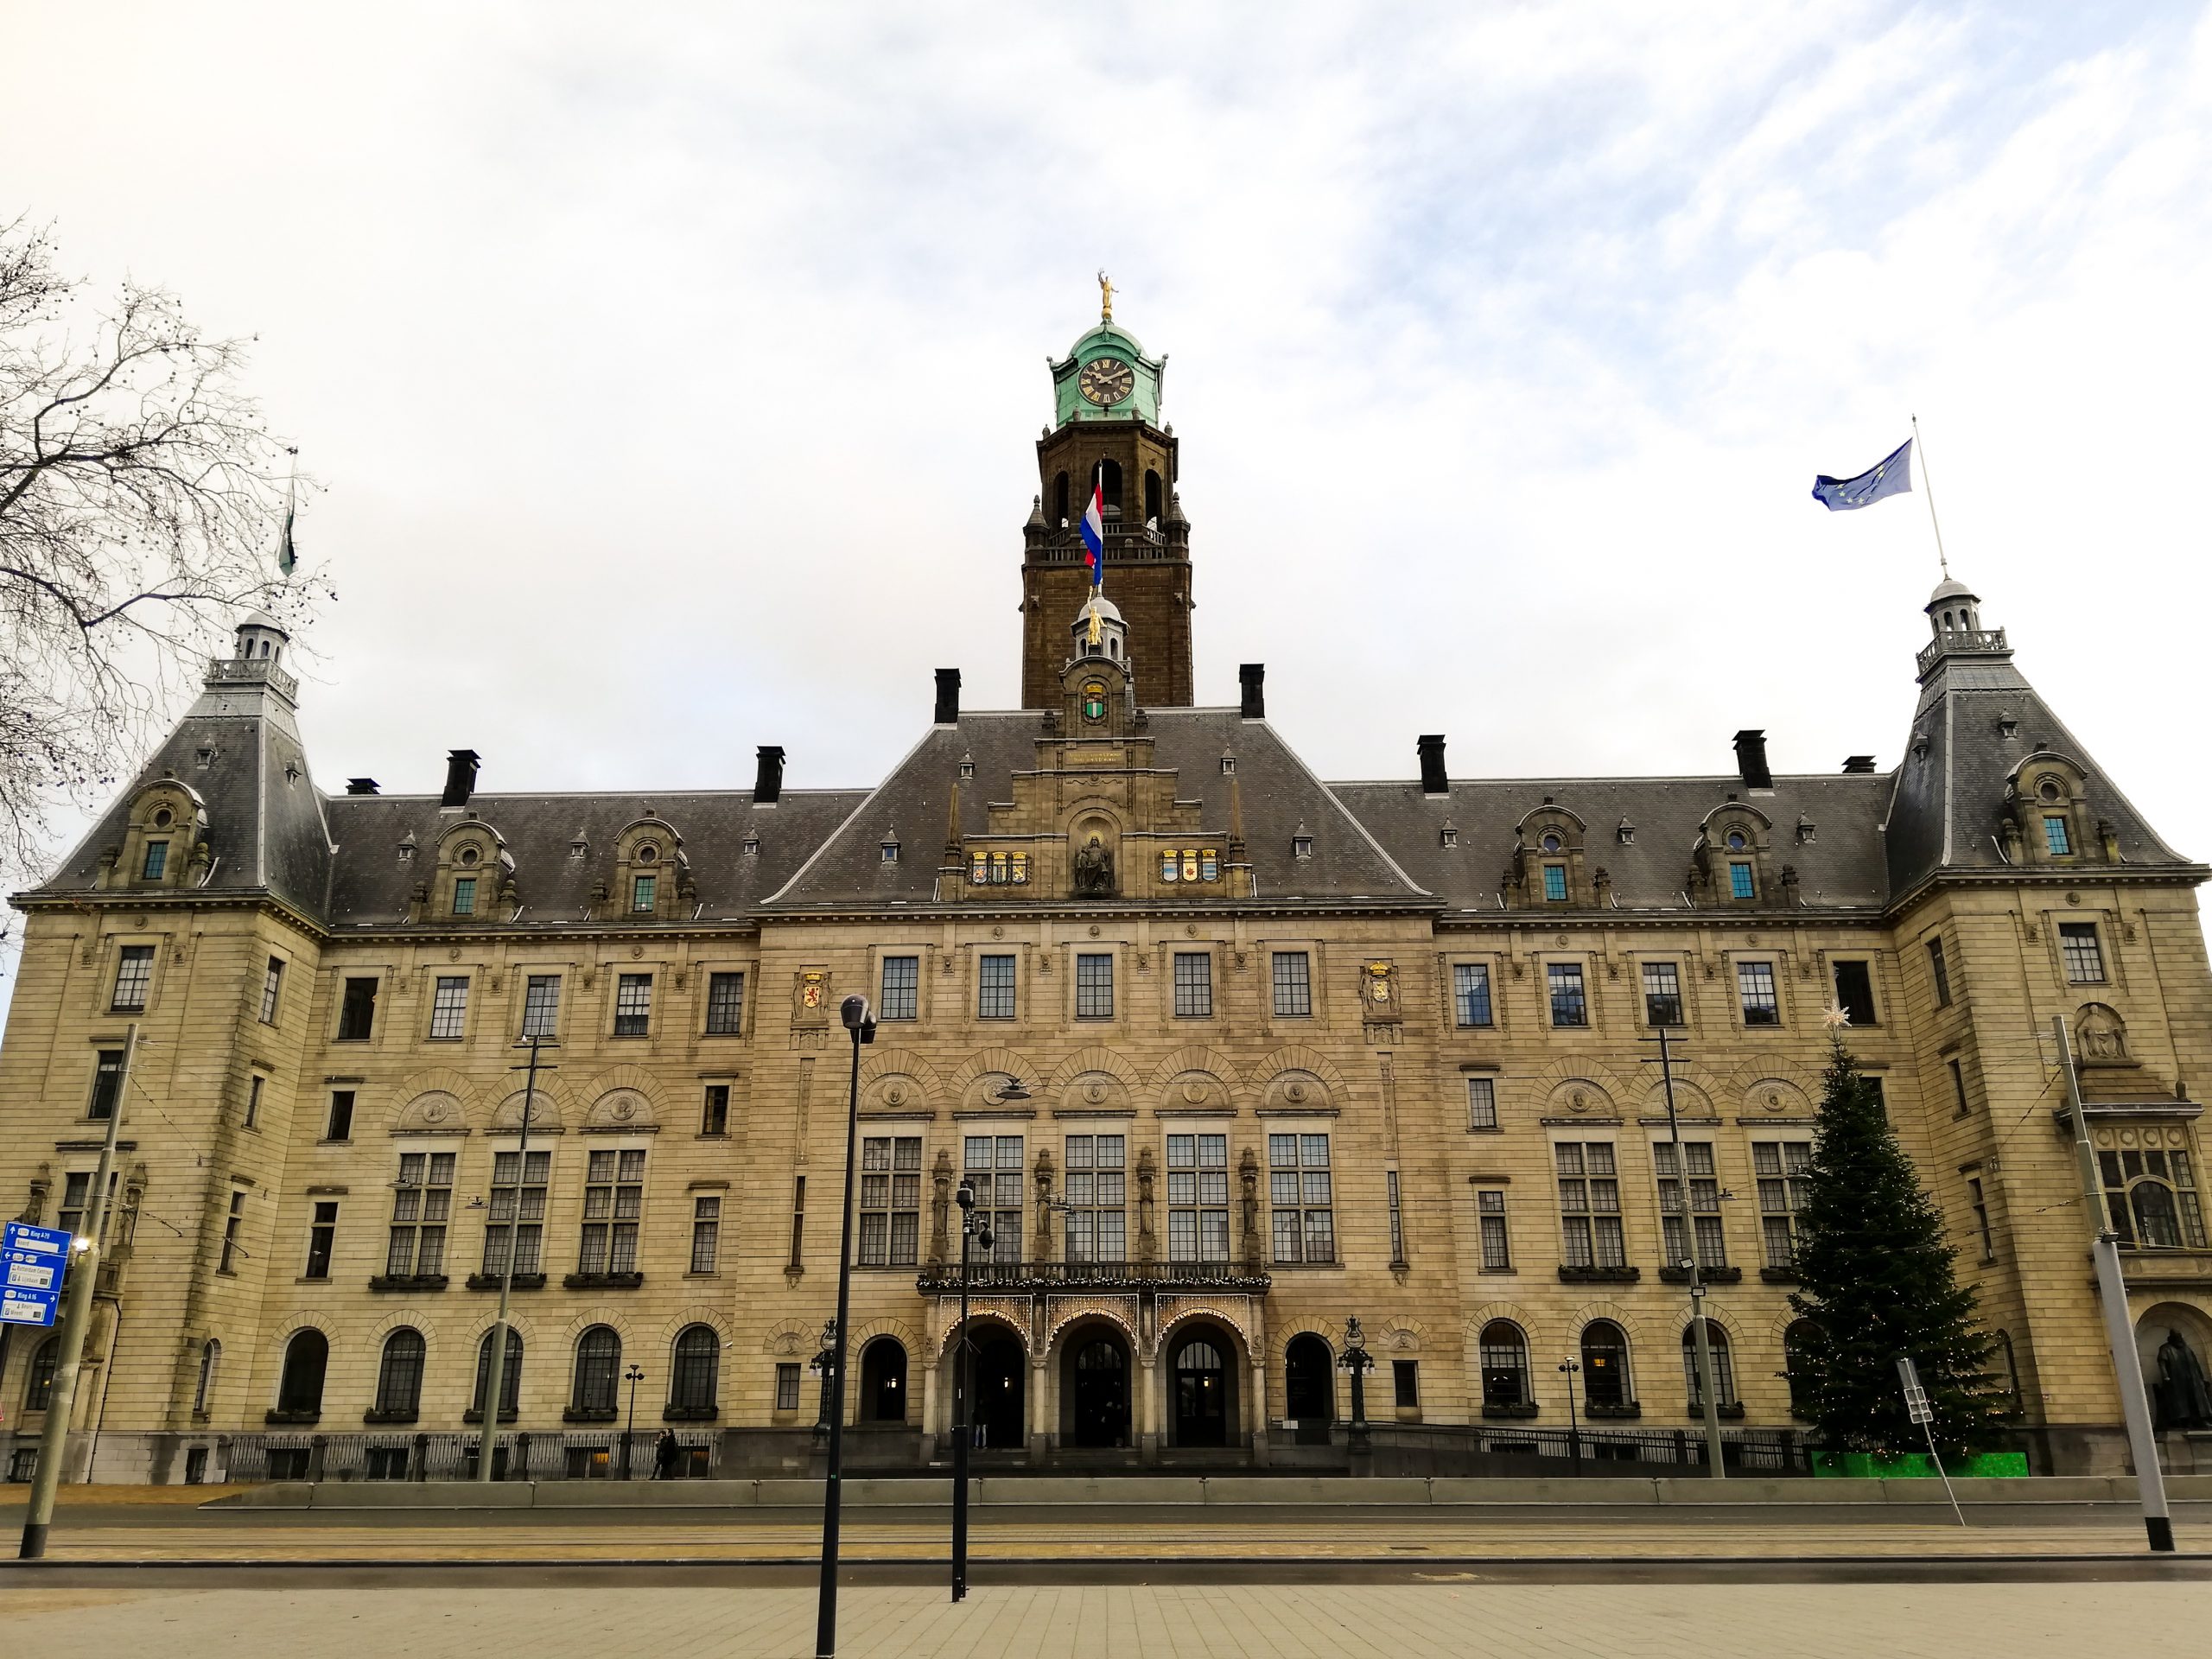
[518, 973, 560, 1038]
[1453, 962, 1493, 1027]
[1166, 1133, 1230, 1262]
[690, 1195, 721, 1274]
[57, 1172, 94, 1238]
[1173, 951, 1213, 1018]
[1738, 961, 1779, 1026]
[451, 875, 477, 915]
[579, 1149, 645, 1274]
[775, 1363, 802, 1413]
[141, 840, 168, 880]
[1542, 863, 1567, 901]
[338, 976, 378, 1039]
[260, 957, 284, 1024]
[325, 1090, 356, 1141]
[2060, 923, 2106, 984]
[429, 976, 468, 1039]
[1555, 1142, 1624, 1268]
[1949, 1057, 1972, 1116]
[1753, 1141, 1811, 1268]
[1271, 951, 1313, 1018]
[977, 955, 1017, 1020]
[701, 1084, 729, 1136]
[1547, 962, 1587, 1027]
[219, 1190, 245, 1273]
[1076, 953, 1114, 1020]
[880, 955, 919, 1020]
[111, 945, 155, 1011]
[1832, 959, 1877, 1027]
[964, 1135, 1025, 1264]
[858, 1135, 922, 1266]
[631, 874, 656, 912]
[303, 1201, 338, 1279]
[1064, 1134, 1128, 1263]
[386, 1154, 454, 1279]
[88, 1049, 125, 1121]
[1478, 1190, 1511, 1271]
[1268, 1133, 1333, 1264]
[482, 1149, 550, 1277]
[1927, 938, 1952, 1007]
[1866, 1077, 1886, 1117]
[788, 1176, 806, 1269]
[1642, 961, 1683, 1027]
[1967, 1176, 1995, 1262]
[1387, 1169, 1405, 1265]
[245, 1074, 264, 1128]
[1655, 1141, 1726, 1268]
[2044, 816, 2072, 855]
[613, 972, 652, 1036]
[1729, 861, 1755, 899]
[1393, 1358, 1420, 1409]
[704, 970, 746, 1034]
[1465, 1076, 1497, 1130]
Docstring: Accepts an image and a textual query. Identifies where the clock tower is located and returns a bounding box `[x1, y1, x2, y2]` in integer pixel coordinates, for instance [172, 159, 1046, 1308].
[1020, 291, 1195, 708]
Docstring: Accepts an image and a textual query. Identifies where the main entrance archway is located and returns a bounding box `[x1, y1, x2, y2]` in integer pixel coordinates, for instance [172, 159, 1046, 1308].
[971, 1331, 1026, 1450]
[1284, 1332, 1333, 1444]
[1068, 1334, 1132, 1448]
[1171, 1334, 1229, 1446]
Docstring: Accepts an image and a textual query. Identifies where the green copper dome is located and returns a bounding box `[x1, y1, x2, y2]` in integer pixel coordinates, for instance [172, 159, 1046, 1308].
[1049, 319, 1166, 428]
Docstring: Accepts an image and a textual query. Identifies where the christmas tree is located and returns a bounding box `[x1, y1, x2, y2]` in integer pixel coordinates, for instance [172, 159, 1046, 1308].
[1787, 1010, 2010, 1459]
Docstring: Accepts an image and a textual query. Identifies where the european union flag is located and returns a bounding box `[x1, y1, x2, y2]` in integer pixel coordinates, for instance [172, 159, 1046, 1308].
[1812, 438, 1912, 512]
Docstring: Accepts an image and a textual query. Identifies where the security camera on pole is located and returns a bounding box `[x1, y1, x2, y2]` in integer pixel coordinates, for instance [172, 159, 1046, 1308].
[815, 994, 874, 1659]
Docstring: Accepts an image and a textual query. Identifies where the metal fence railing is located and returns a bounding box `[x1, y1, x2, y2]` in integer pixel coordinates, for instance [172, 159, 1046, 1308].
[217, 1429, 719, 1483]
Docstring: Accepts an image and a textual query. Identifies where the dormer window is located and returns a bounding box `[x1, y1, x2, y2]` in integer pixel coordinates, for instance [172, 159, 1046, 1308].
[1293, 830, 1313, 860]
[1440, 820, 1458, 849]
[452, 875, 477, 916]
[1617, 819, 1635, 844]
[632, 874, 657, 912]
[1542, 864, 1567, 901]
[2037, 778, 2062, 803]
[636, 842, 659, 864]
[458, 846, 480, 867]
[1797, 816, 1817, 844]
[741, 836, 760, 857]
[1729, 861, 1755, 899]
[1220, 753, 1236, 776]
[1726, 830, 1748, 850]
[2044, 817, 2072, 855]
[959, 755, 976, 781]
[153, 807, 174, 830]
[142, 841, 169, 880]
[880, 839, 900, 864]
[1541, 832, 1564, 853]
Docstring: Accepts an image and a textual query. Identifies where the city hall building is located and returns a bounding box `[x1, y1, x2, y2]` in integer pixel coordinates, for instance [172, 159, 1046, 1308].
[4, 303, 2210, 1485]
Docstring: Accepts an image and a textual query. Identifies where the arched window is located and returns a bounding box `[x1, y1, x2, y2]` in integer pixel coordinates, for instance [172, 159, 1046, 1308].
[473, 1327, 523, 1419]
[1143, 468, 1162, 526]
[1283, 1333, 1334, 1422]
[1682, 1323, 1737, 1408]
[276, 1328, 329, 1417]
[859, 1338, 906, 1422]
[373, 1328, 425, 1420]
[571, 1325, 620, 1416]
[26, 1336, 60, 1413]
[2133, 1182, 2183, 1249]
[1783, 1319, 1818, 1417]
[1478, 1320, 1531, 1410]
[2100, 1145, 2206, 1249]
[1580, 1320, 1630, 1409]
[668, 1325, 720, 1418]
[1097, 459, 1123, 519]
[193, 1338, 221, 1417]
[1052, 471, 1070, 527]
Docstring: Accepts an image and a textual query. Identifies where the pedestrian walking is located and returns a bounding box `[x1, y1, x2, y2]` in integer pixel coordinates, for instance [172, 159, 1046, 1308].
[652, 1427, 680, 1479]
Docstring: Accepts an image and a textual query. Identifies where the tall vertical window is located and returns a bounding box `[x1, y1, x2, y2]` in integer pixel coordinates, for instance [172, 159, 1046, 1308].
[1555, 1142, 1624, 1268]
[964, 1135, 1025, 1263]
[1271, 951, 1313, 1017]
[1452, 962, 1493, 1027]
[483, 1149, 550, 1276]
[2044, 816, 2072, 855]
[1465, 1077, 1497, 1130]
[670, 1325, 719, 1415]
[1479, 1321, 1532, 1409]
[1683, 1324, 1738, 1408]
[2101, 1146, 2206, 1249]
[631, 874, 656, 912]
[88, 1049, 125, 1120]
[522, 974, 561, 1038]
[325, 1090, 356, 1141]
[374, 1329, 426, 1420]
[579, 1150, 645, 1274]
[1542, 863, 1568, 901]
[260, 957, 285, 1023]
[788, 1176, 805, 1269]
[338, 976, 379, 1039]
[700, 1084, 729, 1135]
[1268, 1134, 1334, 1264]
[1967, 1176, 1996, 1262]
[111, 945, 154, 1011]
[775, 1363, 802, 1413]
[1728, 861, 1755, 899]
[879, 955, 919, 1020]
[1948, 1057, 1972, 1116]
[386, 1152, 454, 1278]
[613, 973, 652, 1036]
[1927, 937, 1952, 1007]
[244, 1074, 264, 1128]
[704, 970, 745, 1034]
[1063, 1135, 1127, 1262]
[1641, 962, 1683, 1027]
[572, 1326, 621, 1415]
[1076, 953, 1114, 1019]
[1656, 1141, 1726, 1268]
[690, 1196, 721, 1274]
[1173, 952, 1212, 1018]
[429, 975, 468, 1039]
[1477, 1190, 1511, 1270]
[1387, 1169, 1405, 1266]
[1831, 959, 1877, 1027]
[194, 1339, 221, 1417]
[451, 874, 477, 915]
[1737, 961, 1779, 1025]
[1393, 1358, 1420, 1408]
[2060, 923, 2106, 983]
[218, 1189, 245, 1273]
[1547, 962, 1587, 1027]
[858, 1135, 922, 1266]
[1752, 1141, 1811, 1268]
[141, 841, 168, 880]
[303, 1201, 338, 1279]
[977, 955, 1016, 1020]
[1167, 1133, 1230, 1262]
[473, 1329, 524, 1420]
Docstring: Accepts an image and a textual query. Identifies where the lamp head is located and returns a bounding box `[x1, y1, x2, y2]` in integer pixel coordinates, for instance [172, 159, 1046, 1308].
[840, 995, 873, 1033]
[956, 1179, 976, 1211]
[993, 1076, 1032, 1103]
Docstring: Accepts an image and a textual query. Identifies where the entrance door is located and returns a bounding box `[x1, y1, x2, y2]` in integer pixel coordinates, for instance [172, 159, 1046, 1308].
[971, 1333, 1026, 1450]
[1284, 1333, 1333, 1444]
[1071, 1338, 1130, 1447]
[1173, 1338, 1228, 1447]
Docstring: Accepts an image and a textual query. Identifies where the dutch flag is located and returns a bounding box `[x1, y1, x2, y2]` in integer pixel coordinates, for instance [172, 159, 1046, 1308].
[1080, 480, 1105, 586]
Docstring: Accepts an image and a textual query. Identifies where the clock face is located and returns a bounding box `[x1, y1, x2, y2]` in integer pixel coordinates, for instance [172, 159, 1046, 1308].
[1078, 356, 1135, 406]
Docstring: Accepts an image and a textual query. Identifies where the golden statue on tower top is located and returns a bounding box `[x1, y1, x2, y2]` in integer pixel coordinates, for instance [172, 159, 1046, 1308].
[1097, 270, 1115, 322]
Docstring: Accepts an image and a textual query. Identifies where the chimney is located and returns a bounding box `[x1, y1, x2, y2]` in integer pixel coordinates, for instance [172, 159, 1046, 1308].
[1732, 729, 1772, 791]
[934, 668, 961, 726]
[1239, 664, 1265, 720]
[345, 778, 380, 796]
[1417, 734, 1449, 796]
[754, 744, 786, 804]
[1841, 754, 1876, 774]
[440, 749, 480, 808]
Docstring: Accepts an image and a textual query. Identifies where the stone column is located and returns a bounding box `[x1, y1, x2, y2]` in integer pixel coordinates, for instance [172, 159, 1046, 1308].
[921, 1340, 942, 1460]
[1029, 1354, 1051, 1459]
[1139, 1346, 1160, 1462]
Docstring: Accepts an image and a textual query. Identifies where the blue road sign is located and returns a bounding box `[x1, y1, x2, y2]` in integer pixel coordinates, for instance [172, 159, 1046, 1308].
[2, 1221, 73, 1327]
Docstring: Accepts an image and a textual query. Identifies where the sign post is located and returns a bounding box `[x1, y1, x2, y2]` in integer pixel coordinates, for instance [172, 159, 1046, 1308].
[1897, 1356, 1966, 1528]
[2, 1222, 73, 1330]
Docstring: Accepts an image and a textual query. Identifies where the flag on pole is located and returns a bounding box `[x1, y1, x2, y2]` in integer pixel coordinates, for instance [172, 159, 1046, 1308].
[1080, 480, 1105, 583]
[1812, 439, 1912, 512]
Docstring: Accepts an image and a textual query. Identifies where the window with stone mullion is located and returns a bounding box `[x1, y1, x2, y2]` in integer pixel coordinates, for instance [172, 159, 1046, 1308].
[579, 1149, 645, 1274]
[964, 1135, 1024, 1264]
[386, 1151, 454, 1277]
[1062, 1135, 1126, 1262]
[483, 1150, 550, 1276]
[1268, 1133, 1332, 1263]
[858, 1135, 921, 1266]
[1555, 1142, 1624, 1268]
[1656, 1141, 1726, 1267]
[1753, 1141, 1811, 1267]
[1166, 1133, 1230, 1262]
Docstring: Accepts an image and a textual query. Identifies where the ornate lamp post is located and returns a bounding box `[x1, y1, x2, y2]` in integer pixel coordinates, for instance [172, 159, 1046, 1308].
[1557, 1357, 1583, 1474]
[950, 1177, 995, 1603]
[810, 1319, 838, 1439]
[1337, 1316, 1376, 1453]
[814, 994, 875, 1658]
[622, 1363, 645, 1478]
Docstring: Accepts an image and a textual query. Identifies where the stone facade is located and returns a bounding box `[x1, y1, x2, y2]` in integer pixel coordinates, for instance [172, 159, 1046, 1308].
[4, 318, 2212, 1484]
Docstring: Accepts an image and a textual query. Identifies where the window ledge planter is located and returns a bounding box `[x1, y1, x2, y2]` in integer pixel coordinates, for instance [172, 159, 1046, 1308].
[367, 1274, 448, 1293]
[1558, 1265, 1640, 1284]
[563, 1408, 619, 1424]
[362, 1409, 419, 1426]
[1660, 1265, 1743, 1285]
[264, 1409, 321, 1427]
[663, 1406, 720, 1423]
[1759, 1266, 1802, 1284]
[1688, 1402, 1746, 1420]
[461, 1408, 519, 1425]
[466, 1273, 546, 1292]
[563, 1272, 645, 1290]
[1481, 1402, 1540, 1420]
[1584, 1402, 1643, 1421]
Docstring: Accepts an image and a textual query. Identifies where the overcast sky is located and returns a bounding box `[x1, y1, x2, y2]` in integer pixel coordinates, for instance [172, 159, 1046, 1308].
[7, 4, 2209, 932]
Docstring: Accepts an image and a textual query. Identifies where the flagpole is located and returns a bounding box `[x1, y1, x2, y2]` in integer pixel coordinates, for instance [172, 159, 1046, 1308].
[1910, 414, 1949, 577]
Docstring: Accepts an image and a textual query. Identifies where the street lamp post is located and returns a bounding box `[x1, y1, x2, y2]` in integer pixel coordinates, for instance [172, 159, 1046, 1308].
[815, 994, 875, 1659]
[1558, 1357, 1583, 1475]
[1337, 1316, 1375, 1452]
[476, 1033, 556, 1484]
[622, 1363, 645, 1478]
[1643, 1027, 1726, 1479]
[950, 1178, 995, 1602]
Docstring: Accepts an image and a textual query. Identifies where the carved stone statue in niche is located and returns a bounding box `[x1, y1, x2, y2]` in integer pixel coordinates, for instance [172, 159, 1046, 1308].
[1238, 1146, 1261, 1268]
[2153, 1329, 2212, 1429]
[1072, 833, 1117, 898]
[2076, 1004, 2131, 1062]
[1135, 1144, 1158, 1265]
[1033, 1149, 1056, 1256]
[929, 1148, 953, 1266]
